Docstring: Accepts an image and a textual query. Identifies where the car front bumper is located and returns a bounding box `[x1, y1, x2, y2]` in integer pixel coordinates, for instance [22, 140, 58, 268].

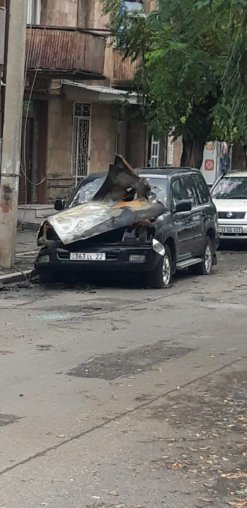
[35, 243, 163, 275]
[218, 220, 247, 239]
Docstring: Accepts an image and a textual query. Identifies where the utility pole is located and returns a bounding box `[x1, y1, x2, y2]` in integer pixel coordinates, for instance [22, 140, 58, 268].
[0, 0, 27, 268]
[1, 0, 9, 137]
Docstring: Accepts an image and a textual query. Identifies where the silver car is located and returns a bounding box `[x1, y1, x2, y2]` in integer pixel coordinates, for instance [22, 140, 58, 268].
[211, 171, 247, 240]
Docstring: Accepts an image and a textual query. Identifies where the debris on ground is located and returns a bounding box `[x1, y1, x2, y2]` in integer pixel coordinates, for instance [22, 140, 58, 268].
[150, 368, 247, 506]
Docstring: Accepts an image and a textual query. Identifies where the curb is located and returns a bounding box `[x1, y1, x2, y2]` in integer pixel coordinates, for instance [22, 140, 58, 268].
[0, 269, 32, 285]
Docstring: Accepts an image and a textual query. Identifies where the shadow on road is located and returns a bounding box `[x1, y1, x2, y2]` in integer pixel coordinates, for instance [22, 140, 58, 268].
[218, 239, 247, 252]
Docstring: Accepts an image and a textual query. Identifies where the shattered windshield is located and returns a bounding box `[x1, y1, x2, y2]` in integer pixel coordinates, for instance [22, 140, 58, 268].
[212, 176, 247, 199]
[69, 175, 168, 207]
[69, 177, 106, 207]
[141, 176, 168, 206]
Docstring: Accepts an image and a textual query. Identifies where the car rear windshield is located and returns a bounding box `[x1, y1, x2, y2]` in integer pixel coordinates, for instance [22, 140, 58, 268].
[212, 176, 247, 199]
[69, 175, 168, 207]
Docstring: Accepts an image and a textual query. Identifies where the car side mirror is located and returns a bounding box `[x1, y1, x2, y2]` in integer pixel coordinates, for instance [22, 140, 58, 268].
[175, 199, 192, 213]
[54, 199, 65, 211]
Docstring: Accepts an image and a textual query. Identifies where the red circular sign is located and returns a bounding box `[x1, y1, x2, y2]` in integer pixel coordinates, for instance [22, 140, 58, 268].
[205, 159, 214, 171]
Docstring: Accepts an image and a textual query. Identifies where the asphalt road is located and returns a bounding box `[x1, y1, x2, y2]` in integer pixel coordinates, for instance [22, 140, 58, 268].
[0, 246, 246, 508]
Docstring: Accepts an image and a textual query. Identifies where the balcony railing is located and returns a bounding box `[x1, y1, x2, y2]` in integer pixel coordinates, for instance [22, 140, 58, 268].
[26, 26, 106, 79]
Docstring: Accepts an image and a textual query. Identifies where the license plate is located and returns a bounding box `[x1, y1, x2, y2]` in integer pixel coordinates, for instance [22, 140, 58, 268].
[218, 226, 243, 234]
[70, 252, 106, 261]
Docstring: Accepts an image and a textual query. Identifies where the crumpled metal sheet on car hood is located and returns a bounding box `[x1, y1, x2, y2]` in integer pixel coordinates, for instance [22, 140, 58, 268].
[46, 199, 165, 245]
[40, 155, 166, 246]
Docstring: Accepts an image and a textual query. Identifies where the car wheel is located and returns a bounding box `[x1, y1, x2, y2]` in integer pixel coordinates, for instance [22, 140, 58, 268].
[193, 237, 214, 276]
[146, 244, 172, 289]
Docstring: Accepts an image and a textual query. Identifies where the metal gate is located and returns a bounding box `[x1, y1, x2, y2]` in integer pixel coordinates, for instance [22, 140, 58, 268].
[73, 103, 91, 184]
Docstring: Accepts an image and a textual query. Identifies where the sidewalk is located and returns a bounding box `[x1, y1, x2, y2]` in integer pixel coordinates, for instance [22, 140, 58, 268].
[0, 227, 38, 283]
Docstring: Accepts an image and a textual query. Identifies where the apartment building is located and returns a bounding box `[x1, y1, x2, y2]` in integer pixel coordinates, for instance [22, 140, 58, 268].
[20, 0, 178, 209]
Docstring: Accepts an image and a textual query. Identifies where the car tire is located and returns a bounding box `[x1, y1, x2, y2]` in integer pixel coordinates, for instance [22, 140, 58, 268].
[191, 236, 214, 276]
[146, 244, 172, 289]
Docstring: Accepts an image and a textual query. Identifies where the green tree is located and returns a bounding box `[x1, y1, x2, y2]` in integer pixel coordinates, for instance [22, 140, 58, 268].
[203, 0, 247, 144]
[103, 0, 243, 168]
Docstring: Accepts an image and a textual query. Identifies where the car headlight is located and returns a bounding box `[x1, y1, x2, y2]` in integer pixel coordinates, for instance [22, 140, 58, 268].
[152, 239, 165, 256]
[38, 254, 50, 264]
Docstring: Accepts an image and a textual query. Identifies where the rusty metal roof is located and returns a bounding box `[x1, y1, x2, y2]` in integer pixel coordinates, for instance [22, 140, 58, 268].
[26, 27, 106, 77]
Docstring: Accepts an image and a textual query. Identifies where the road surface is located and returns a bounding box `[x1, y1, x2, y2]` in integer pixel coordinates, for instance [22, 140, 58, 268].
[0, 247, 246, 508]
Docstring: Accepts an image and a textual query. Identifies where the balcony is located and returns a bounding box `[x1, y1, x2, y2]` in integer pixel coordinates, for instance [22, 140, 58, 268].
[112, 49, 140, 86]
[0, 7, 5, 66]
[26, 26, 106, 79]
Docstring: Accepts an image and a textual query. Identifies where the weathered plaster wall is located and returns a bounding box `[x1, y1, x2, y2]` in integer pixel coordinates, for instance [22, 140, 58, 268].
[41, 0, 78, 27]
[90, 103, 118, 172]
[46, 97, 74, 201]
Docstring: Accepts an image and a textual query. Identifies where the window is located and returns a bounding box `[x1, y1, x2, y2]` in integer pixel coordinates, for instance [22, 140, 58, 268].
[181, 175, 199, 207]
[171, 177, 190, 210]
[211, 176, 247, 200]
[69, 177, 105, 207]
[120, 1, 145, 16]
[149, 136, 160, 167]
[117, 1, 145, 47]
[167, 135, 174, 165]
[192, 174, 210, 204]
[27, 0, 41, 25]
[72, 103, 91, 182]
[144, 176, 168, 206]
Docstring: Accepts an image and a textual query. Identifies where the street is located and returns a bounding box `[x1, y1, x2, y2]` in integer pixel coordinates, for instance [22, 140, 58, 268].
[0, 247, 246, 508]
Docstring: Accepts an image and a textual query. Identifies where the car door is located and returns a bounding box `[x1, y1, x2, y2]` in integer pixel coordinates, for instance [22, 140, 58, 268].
[180, 175, 204, 256]
[191, 173, 213, 253]
[171, 177, 194, 259]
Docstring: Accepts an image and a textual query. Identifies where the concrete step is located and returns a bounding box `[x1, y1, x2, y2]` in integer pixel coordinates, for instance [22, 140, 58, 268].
[18, 204, 56, 225]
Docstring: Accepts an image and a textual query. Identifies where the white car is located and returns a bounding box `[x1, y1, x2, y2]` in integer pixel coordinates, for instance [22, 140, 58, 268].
[211, 171, 247, 240]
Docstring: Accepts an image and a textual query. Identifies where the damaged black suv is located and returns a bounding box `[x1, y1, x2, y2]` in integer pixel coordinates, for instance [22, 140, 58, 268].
[35, 161, 218, 288]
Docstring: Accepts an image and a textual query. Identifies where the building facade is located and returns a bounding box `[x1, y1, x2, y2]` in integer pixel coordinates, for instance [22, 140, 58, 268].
[19, 0, 177, 211]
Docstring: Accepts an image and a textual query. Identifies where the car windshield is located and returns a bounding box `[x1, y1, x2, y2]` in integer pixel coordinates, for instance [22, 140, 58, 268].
[212, 176, 247, 200]
[142, 176, 168, 206]
[69, 175, 168, 207]
[69, 177, 105, 207]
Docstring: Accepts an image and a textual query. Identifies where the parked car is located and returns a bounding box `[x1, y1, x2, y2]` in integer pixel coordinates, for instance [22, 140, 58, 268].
[35, 166, 218, 288]
[211, 171, 247, 240]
